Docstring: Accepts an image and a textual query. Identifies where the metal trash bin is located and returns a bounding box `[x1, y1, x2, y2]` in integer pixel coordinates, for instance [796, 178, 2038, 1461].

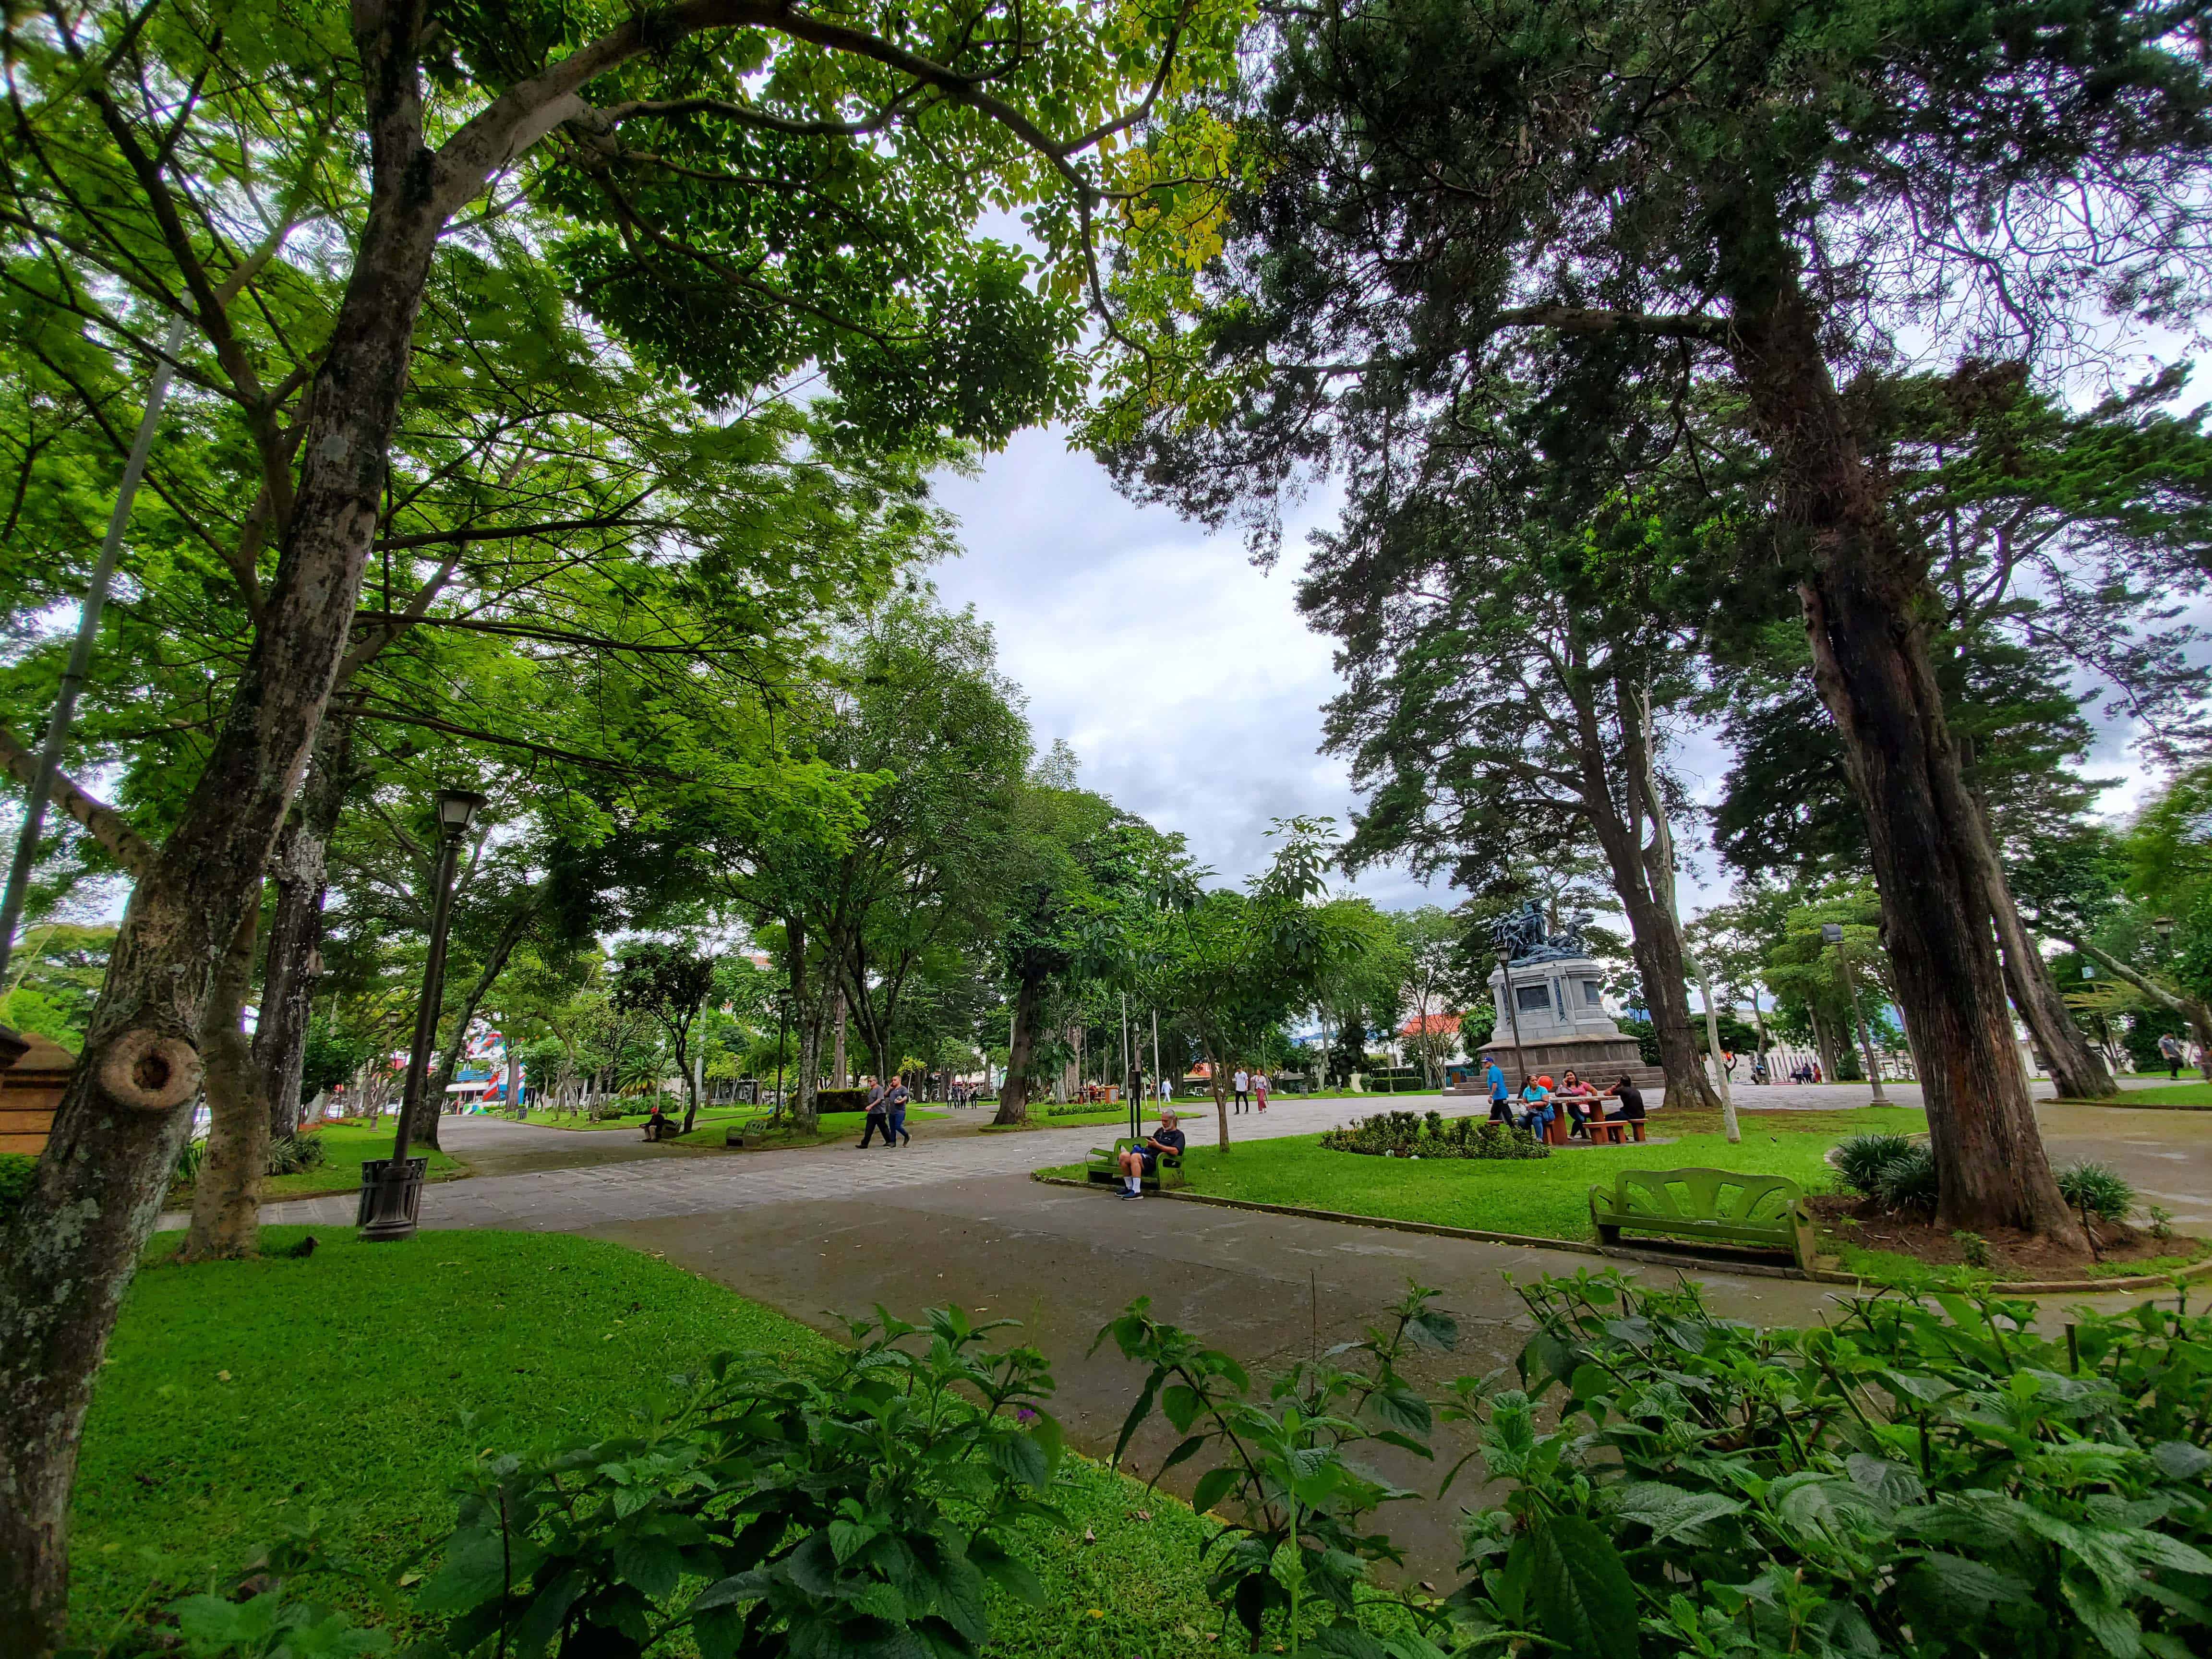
[357, 1155, 429, 1239]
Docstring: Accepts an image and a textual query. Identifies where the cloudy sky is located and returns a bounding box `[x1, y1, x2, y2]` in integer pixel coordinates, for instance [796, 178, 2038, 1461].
[928, 423, 2200, 925]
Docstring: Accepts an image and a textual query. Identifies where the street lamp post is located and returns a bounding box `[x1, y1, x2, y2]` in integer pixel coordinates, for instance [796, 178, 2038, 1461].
[1496, 952, 1529, 1089]
[361, 788, 485, 1241]
[1822, 922, 1888, 1104]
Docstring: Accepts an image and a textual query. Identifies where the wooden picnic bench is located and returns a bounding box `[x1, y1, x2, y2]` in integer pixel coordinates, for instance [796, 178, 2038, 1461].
[1086, 1136, 1187, 1190]
[1589, 1167, 1816, 1270]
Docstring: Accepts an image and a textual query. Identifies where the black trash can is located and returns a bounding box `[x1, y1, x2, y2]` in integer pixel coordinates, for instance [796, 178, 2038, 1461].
[358, 1155, 429, 1240]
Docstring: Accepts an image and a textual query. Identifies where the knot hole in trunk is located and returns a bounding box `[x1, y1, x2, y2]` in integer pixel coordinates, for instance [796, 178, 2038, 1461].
[98, 1028, 204, 1112]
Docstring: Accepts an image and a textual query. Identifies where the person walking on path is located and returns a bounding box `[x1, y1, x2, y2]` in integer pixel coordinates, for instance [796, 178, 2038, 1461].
[2160, 1032, 2185, 1080]
[1233, 1067, 1251, 1113]
[886, 1078, 913, 1146]
[858, 1078, 891, 1149]
[1253, 1070, 1269, 1112]
[1486, 1057, 1510, 1122]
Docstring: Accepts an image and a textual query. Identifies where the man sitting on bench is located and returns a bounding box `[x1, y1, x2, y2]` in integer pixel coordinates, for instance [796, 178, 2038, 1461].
[1115, 1111, 1186, 1199]
[642, 1103, 674, 1141]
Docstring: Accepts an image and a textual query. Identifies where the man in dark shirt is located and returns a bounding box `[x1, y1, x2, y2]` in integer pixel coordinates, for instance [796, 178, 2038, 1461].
[1607, 1076, 1647, 1130]
[885, 1080, 913, 1146]
[1115, 1111, 1187, 1198]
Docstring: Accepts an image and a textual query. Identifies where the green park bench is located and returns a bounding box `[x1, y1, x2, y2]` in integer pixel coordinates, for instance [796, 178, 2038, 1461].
[1588, 1167, 1817, 1270]
[1087, 1136, 1187, 1191]
[722, 1116, 773, 1148]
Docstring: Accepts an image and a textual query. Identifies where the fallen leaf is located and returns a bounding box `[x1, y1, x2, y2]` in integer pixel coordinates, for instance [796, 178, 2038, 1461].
[216, 1370, 231, 1382]
[1127, 1509, 1152, 1522]
[1082, 1528, 1096, 1544]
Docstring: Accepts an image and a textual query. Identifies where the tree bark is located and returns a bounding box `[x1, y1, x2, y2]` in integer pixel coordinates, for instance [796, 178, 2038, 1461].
[180, 902, 269, 1263]
[1723, 244, 2083, 1247]
[254, 721, 353, 1138]
[993, 968, 1045, 1125]
[1808, 1006, 1841, 1082]
[784, 913, 817, 1131]
[0, 16, 454, 1634]
[1986, 863, 2116, 1100]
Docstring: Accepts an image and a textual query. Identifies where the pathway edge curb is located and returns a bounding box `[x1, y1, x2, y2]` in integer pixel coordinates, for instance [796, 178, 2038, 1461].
[1029, 1174, 2212, 1296]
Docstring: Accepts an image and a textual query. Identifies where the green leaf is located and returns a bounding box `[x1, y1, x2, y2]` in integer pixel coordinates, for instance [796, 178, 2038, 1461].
[1191, 1466, 1238, 1515]
[1607, 1482, 1746, 1543]
[1525, 1515, 1639, 1659]
[2062, 1573, 2145, 1659]
[987, 1431, 1049, 1491]
[1907, 1553, 2033, 1609]
[1846, 1454, 1926, 1508]
[2152, 1440, 2212, 1481]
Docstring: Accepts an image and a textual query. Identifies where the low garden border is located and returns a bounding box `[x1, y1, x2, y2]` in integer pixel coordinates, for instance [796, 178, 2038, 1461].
[1032, 1171, 2212, 1295]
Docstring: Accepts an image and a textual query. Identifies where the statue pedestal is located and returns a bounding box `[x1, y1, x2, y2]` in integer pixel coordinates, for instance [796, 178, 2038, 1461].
[1458, 952, 1668, 1095]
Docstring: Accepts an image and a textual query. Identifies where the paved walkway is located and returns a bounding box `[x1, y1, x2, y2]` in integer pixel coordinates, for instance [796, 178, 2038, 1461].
[176, 1084, 2206, 1575]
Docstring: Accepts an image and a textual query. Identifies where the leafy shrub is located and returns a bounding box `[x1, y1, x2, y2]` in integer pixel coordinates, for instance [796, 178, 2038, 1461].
[173, 1136, 205, 1187]
[414, 1305, 1061, 1658]
[265, 1133, 329, 1177]
[0, 1152, 35, 1228]
[1321, 1109, 1548, 1160]
[1871, 1142, 1939, 1214]
[1112, 1271, 2212, 1659]
[1832, 1132, 1918, 1196]
[812, 1086, 870, 1114]
[2057, 1160, 2136, 1224]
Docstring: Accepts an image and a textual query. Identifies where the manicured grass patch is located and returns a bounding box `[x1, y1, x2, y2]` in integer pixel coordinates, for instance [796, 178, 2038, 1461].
[73, 1227, 1217, 1655]
[2106, 1082, 2212, 1108]
[672, 1107, 941, 1148]
[1041, 1107, 1926, 1243]
[172, 1122, 464, 1204]
[1834, 1234, 2212, 1287]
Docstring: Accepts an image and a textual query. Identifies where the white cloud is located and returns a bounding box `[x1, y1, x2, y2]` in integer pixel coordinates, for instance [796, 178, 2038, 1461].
[930, 427, 1449, 909]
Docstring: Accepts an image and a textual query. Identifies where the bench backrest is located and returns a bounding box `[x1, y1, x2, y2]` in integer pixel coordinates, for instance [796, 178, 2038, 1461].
[1603, 1167, 1805, 1226]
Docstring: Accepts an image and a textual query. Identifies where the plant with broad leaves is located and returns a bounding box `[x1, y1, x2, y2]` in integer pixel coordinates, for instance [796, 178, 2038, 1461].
[413, 1306, 1064, 1659]
[1448, 1270, 2212, 1659]
[1094, 1283, 1461, 1656]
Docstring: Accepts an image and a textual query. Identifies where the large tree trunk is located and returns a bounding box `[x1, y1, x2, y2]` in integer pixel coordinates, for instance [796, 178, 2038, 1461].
[0, 20, 452, 1633]
[1725, 249, 2083, 1248]
[255, 721, 353, 1138]
[180, 902, 269, 1263]
[993, 968, 1045, 1125]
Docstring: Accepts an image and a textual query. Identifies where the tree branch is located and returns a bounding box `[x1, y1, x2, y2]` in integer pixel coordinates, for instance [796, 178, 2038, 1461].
[0, 721, 155, 877]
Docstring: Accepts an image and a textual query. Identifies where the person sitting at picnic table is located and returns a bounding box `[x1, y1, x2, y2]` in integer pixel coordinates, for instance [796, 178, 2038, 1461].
[1554, 1070, 1600, 1139]
[1517, 1075, 1553, 1138]
[1605, 1075, 1647, 1135]
[1115, 1110, 1186, 1199]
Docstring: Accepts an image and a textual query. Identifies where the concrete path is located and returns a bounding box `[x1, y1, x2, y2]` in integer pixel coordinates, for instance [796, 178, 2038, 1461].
[185, 1086, 2206, 1575]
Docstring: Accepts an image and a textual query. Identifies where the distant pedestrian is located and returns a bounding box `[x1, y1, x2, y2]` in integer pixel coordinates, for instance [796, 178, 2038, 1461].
[2160, 1032, 2185, 1080]
[886, 1079, 913, 1146]
[1233, 1067, 1251, 1113]
[1485, 1058, 1510, 1123]
[1253, 1071, 1269, 1112]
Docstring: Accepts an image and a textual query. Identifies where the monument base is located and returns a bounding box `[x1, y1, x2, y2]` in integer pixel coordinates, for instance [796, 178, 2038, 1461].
[1449, 1034, 1668, 1099]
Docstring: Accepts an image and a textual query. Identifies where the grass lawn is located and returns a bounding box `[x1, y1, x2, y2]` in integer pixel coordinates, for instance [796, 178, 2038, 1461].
[1041, 1106, 1927, 1243]
[2107, 1081, 2212, 1108]
[172, 1122, 465, 1205]
[1833, 1237, 2212, 1286]
[72, 1227, 1223, 1657]
[515, 1105, 942, 1146]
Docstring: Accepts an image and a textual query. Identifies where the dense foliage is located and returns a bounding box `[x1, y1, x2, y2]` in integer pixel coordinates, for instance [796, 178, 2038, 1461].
[1319, 1111, 1547, 1162]
[1112, 1273, 2212, 1659]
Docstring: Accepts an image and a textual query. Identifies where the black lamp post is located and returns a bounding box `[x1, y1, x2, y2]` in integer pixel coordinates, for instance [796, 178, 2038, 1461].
[1497, 952, 1529, 1089]
[361, 787, 485, 1241]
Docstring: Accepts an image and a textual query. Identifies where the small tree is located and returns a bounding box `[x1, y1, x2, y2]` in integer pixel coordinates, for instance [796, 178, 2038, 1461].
[611, 942, 718, 1133]
[1147, 819, 1362, 1151]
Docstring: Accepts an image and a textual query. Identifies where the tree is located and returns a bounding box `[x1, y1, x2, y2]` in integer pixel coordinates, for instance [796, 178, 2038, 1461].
[1145, 818, 1362, 1149]
[1306, 433, 1729, 1110]
[610, 941, 719, 1132]
[1093, 0, 2212, 1247]
[1390, 907, 1465, 1087]
[1, 0, 1253, 1633]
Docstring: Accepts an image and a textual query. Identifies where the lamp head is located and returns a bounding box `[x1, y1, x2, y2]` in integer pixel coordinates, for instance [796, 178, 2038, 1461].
[2155, 915, 2176, 939]
[436, 788, 487, 833]
[1820, 923, 1845, 945]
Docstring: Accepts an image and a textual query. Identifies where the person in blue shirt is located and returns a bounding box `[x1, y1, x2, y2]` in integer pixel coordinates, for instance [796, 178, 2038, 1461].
[1485, 1058, 1510, 1122]
[1519, 1076, 1553, 1140]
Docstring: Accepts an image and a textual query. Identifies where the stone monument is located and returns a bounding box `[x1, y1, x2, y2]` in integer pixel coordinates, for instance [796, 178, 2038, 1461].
[1464, 902, 1665, 1094]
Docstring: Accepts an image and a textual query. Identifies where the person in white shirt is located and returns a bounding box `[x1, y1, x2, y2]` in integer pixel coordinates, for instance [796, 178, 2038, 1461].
[1232, 1068, 1251, 1113]
[1253, 1070, 1270, 1112]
